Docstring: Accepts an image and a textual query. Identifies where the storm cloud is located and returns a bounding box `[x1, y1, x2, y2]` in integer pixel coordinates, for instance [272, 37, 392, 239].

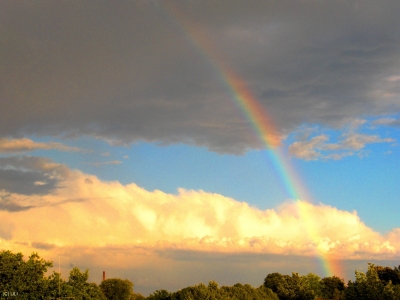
[1, 1, 400, 153]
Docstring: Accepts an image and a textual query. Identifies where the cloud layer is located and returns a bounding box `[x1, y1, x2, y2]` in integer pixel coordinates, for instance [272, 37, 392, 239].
[1, 157, 399, 258]
[1, 1, 400, 153]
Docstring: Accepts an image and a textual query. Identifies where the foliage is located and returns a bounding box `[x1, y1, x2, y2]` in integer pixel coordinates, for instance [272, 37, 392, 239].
[320, 275, 345, 300]
[0, 250, 52, 299]
[375, 265, 400, 285]
[0, 250, 105, 300]
[5, 249, 400, 300]
[344, 263, 400, 300]
[146, 289, 172, 300]
[45, 271, 74, 299]
[264, 272, 315, 300]
[265, 272, 347, 300]
[172, 283, 211, 299]
[167, 280, 278, 300]
[219, 282, 278, 300]
[264, 272, 285, 293]
[68, 267, 106, 300]
[393, 285, 400, 300]
[131, 292, 146, 300]
[35, 267, 106, 300]
[100, 278, 134, 300]
[302, 273, 323, 299]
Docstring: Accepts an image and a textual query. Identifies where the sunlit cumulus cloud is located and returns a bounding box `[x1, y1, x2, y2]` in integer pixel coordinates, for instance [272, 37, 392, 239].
[1, 158, 398, 261]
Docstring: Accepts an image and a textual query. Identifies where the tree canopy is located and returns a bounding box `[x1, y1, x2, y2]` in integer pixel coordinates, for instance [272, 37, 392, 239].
[2, 249, 400, 300]
[100, 278, 134, 300]
[0, 250, 52, 299]
[0, 250, 105, 300]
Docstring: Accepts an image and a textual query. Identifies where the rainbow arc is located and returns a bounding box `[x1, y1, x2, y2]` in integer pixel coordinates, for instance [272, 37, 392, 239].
[158, 2, 343, 279]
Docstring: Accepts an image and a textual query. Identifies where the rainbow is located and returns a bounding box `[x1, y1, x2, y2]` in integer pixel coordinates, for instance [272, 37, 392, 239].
[221, 66, 343, 279]
[156, 2, 343, 279]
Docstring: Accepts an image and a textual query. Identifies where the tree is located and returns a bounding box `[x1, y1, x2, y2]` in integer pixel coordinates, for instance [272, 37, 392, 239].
[302, 273, 323, 299]
[0, 250, 52, 300]
[256, 285, 280, 300]
[0, 250, 25, 292]
[220, 282, 278, 300]
[130, 291, 146, 300]
[320, 276, 345, 300]
[345, 263, 396, 300]
[375, 266, 400, 285]
[100, 278, 134, 300]
[171, 282, 213, 300]
[393, 285, 400, 300]
[146, 289, 171, 300]
[67, 267, 106, 300]
[45, 271, 74, 299]
[264, 272, 315, 300]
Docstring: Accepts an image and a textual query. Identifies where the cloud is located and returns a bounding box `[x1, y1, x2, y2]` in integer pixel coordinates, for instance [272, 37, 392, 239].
[1, 1, 400, 153]
[0, 159, 398, 293]
[0, 193, 35, 213]
[0, 160, 398, 259]
[89, 160, 122, 167]
[288, 135, 329, 160]
[0, 156, 70, 196]
[341, 133, 394, 150]
[31, 242, 56, 250]
[373, 117, 400, 127]
[288, 122, 395, 160]
[387, 76, 400, 82]
[0, 138, 82, 153]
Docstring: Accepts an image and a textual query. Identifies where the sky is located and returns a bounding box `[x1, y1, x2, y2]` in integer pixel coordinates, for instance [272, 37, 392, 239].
[1, 0, 400, 296]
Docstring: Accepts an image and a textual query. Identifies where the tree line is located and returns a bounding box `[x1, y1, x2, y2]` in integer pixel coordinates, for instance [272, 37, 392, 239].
[1, 250, 400, 300]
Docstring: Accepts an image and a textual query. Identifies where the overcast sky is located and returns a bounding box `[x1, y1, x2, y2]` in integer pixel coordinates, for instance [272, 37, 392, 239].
[1, 0, 400, 296]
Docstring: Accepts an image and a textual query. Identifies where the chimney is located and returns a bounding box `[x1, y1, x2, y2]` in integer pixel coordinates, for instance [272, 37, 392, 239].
[103, 271, 106, 281]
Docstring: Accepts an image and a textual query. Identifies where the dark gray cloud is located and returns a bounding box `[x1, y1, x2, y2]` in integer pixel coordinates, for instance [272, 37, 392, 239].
[0, 156, 70, 195]
[0, 168, 58, 195]
[1, 1, 400, 153]
[31, 242, 56, 250]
